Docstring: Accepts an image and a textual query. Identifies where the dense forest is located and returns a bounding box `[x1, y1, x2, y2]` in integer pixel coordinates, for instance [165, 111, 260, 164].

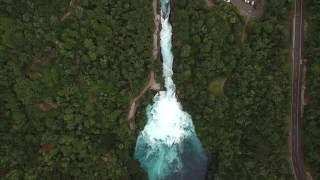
[172, 0, 292, 179]
[0, 0, 301, 179]
[0, 0, 152, 179]
[303, 0, 320, 178]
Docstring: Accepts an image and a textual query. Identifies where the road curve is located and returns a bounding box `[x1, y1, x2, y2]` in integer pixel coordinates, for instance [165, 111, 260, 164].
[290, 0, 306, 179]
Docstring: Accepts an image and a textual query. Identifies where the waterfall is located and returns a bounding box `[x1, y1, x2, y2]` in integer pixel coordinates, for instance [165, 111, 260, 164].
[134, 1, 208, 179]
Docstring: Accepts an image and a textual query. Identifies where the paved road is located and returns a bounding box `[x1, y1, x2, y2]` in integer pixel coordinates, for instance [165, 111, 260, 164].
[291, 0, 306, 179]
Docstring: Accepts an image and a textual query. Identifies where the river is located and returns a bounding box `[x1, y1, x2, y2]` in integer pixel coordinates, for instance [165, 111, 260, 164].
[134, 0, 208, 179]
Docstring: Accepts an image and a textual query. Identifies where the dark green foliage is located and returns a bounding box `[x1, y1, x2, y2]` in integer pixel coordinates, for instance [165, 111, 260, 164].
[0, 0, 152, 179]
[0, 0, 298, 179]
[172, 0, 292, 179]
[303, 0, 320, 178]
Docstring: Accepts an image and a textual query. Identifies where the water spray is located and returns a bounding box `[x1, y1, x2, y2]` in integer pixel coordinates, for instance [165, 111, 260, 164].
[134, 1, 208, 179]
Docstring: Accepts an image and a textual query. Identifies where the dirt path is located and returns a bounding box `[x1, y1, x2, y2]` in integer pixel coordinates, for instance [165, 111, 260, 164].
[241, 17, 250, 43]
[206, 0, 216, 7]
[127, 0, 161, 130]
[128, 71, 160, 129]
[61, 0, 81, 21]
[230, 0, 266, 18]
[152, 0, 160, 59]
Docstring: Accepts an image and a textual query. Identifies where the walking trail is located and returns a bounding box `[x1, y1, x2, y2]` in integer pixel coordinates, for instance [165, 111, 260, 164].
[127, 0, 160, 130]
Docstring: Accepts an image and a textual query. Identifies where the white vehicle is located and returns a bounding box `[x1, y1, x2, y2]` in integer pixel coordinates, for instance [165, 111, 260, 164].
[243, 0, 256, 6]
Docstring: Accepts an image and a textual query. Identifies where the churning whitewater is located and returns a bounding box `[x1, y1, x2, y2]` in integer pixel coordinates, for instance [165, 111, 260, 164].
[134, 0, 208, 179]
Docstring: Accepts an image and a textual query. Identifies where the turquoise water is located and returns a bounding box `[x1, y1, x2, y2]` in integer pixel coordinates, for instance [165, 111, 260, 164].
[134, 1, 208, 179]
